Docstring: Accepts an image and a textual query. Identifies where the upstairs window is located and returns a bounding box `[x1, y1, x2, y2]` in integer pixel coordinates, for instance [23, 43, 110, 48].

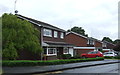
[54, 31, 58, 38]
[87, 39, 94, 45]
[43, 28, 52, 37]
[60, 32, 64, 39]
[102, 43, 107, 47]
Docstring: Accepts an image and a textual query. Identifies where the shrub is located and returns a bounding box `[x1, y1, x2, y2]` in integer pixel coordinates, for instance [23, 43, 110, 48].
[114, 56, 120, 59]
[61, 54, 71, 59]
[104, 56, 114, 59]
[70, 55, 81, 59]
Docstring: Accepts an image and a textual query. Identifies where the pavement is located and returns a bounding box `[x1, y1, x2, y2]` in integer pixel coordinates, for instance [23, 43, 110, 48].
[2, 59, 120, 75]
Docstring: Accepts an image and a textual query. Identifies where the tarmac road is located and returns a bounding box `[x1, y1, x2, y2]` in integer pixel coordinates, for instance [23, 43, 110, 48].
[62, 63, 119, 73]
[34, 63, 120, 75]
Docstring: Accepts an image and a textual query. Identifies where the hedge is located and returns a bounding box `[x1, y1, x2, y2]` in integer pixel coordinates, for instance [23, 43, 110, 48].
[104, 56, 114, 59]
[104, 56, 120, 59]
[2, 57, 104, 67]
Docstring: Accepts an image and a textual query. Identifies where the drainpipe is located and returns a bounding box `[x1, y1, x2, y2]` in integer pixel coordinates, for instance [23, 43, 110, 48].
[39, 26, 43, 60]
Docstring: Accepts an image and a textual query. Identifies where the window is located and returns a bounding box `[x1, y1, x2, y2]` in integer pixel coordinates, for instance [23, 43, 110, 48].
[48, 48, 57, 55]
[43, 28, 52, 37]
[60, 33, 64, 39]
[63, 48, 69, 54]
[54, 31, 58, 38]
[44, 48, 47, 54]
[102, 43, 106, 47]
[87, 39, 94, 45]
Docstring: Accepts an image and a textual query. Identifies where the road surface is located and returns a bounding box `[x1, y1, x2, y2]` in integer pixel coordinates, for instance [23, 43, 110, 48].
[34, 63, 120, 75]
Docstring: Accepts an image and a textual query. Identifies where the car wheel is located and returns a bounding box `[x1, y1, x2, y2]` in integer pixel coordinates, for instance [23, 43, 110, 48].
[82, 56, 86, 59]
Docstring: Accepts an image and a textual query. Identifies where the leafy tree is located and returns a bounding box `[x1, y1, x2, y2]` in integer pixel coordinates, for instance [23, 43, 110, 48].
[2, 13, 43, 60]
[67, 26, 88, 37]
[102, 37, 113, 43]
[113, 39, 120, 44]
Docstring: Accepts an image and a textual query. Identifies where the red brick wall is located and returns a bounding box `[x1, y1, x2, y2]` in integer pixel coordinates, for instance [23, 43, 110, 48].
[94, 41, 102, 47]
[65, 33, 87, 47]
[106, 43, 115, 49]
[75, 49, 94, 56]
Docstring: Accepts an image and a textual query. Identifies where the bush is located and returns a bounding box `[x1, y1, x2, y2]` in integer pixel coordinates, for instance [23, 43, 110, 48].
[61, 54, 71, 59]
[104, 56, 114, 59]
[114, 56, 120, 59]
[70, 55, 81, 59]
[2, 57, 104, 67]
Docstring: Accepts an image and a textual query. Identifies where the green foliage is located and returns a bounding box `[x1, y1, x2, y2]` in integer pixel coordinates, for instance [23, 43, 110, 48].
[114, 56, 120, 59]
[102, 37, 113, 43]
[2, 42, 18, 60]
[2, 13, 43, 60]
[104, 56, 114, 59]
[61, 54, 71, 59]
[2, 57, 104, 67]
[113, 39, 120, 44]
[72, 55, 81, 59]
[104, 56, 120, 59]
[67, 26, 88, 37]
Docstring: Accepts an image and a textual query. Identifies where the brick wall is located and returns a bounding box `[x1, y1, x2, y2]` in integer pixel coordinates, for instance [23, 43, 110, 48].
[65, 33, 87, 47]
[94, 41, 102, 47]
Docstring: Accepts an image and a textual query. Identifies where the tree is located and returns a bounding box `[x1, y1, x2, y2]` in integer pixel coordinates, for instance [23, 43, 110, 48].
[113, 39, 120, 44]
[67, 26, 88, 37]
[102, 37, 113, 43]
[2, 13, 43, 60]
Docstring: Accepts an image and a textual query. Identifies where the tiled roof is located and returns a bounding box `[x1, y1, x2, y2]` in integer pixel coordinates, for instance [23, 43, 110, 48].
[16, 14, 66, 32]
[102, 40, 115, 46]
[66, 31, 88, 39]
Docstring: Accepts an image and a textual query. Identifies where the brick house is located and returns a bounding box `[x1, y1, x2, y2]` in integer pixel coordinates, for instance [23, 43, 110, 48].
[65, 32, 103, 56]
[17, 14, 74, 60]
[102, 41, 116, 52]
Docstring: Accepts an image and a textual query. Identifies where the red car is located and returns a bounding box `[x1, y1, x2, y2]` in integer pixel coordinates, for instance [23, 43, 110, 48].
[81, 51, 103, 58]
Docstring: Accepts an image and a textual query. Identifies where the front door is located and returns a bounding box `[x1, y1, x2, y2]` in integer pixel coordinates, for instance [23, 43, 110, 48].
[57, 47, 63, 59]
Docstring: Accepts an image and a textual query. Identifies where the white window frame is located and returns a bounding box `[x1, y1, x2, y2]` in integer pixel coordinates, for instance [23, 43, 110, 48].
[88, 39, 95, 45]
[87, 39, 90, 44]
[47, 48, 57, 56]
[102, 43, 106, 47]
[60, 32, 64, 39]
[43, 28, 52, 37]
[54, 31, 58, 38]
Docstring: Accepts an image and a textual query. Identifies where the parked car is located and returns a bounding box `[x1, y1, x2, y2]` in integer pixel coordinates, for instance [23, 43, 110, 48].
[81, 51, 103, 58]
[103, 52, 117, 57]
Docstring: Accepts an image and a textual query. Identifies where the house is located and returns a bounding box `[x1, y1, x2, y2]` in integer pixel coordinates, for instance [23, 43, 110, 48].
[102, 40, 116, 49]
[102, 41, 116, 53]
[65, 32, 103, 56]
[17, 14, 74, 60]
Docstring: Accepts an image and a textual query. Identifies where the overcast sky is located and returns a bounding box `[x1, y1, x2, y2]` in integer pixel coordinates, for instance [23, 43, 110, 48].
[0, 0, 119, 41]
